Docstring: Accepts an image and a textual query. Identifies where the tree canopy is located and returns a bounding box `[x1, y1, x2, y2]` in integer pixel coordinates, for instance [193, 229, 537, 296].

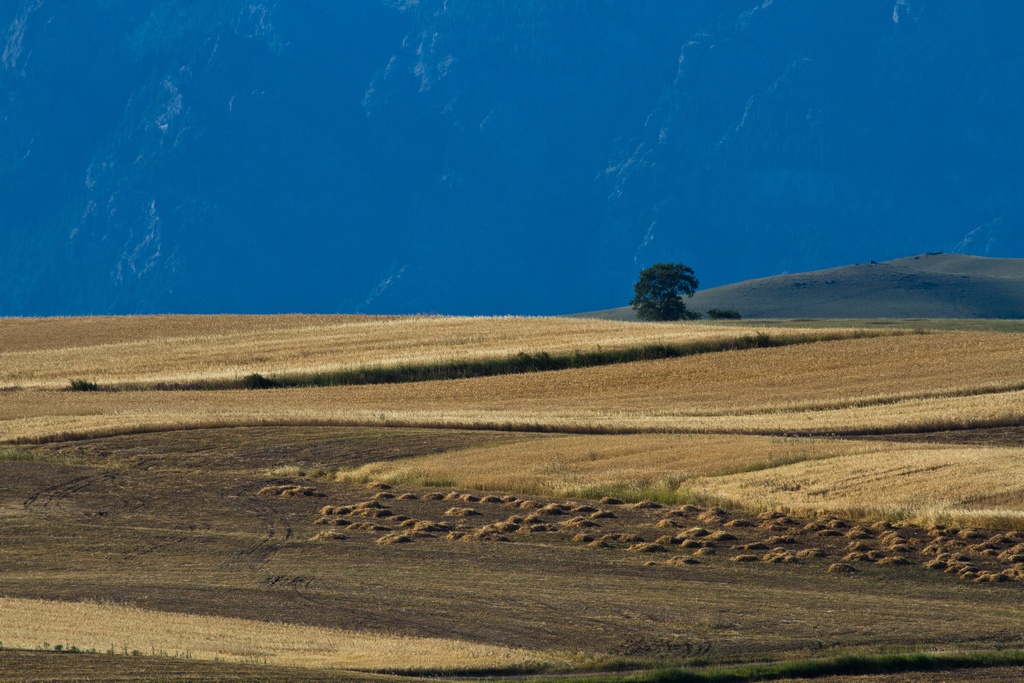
[630, 263, 700, 321]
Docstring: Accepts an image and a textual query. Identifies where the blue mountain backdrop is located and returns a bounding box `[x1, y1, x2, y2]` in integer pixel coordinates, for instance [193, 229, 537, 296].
[2, 1, 1022, 315]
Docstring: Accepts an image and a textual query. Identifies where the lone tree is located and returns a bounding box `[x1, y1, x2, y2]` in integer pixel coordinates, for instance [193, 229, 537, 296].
[630, 263, 700, 321]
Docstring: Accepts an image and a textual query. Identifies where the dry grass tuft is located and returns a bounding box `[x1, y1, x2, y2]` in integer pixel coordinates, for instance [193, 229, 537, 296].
[466, 530, 510, 542]
[444, 507, 480, 517]
[959, 528, 987, 539]
[731, 554, 760, 563]
[376, 534, 413, 545]
[561, 517, 598, 529]
[310, 531, 348, 542]
[767, 535, 797, 545]
[762, 550, 799, 564]
[827, 563, 858, 573]
[257, 484, 319, 497]
[738, 542, 770, 551]
[842, 552, 873, 563]
[313, 517, 349, 527]
[698, 508, 728, 523]
[628, 542, 668, 553]
[608, 533, 644, 543]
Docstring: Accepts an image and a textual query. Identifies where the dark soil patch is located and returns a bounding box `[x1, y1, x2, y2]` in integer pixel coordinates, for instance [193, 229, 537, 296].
[32, 425, 525, 473]
[854, 426, 1024, 448]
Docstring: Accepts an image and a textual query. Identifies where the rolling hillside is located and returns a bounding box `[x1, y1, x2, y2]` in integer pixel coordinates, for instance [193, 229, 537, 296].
[592, 253, 1024, 320]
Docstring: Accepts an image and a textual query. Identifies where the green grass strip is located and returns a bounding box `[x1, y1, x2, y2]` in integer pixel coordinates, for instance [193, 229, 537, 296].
[77, 329, 905, 392]
[539, 650, 1024, 683]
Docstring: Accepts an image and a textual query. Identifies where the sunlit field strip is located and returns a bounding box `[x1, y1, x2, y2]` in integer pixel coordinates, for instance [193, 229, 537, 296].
[0, 597, 556, 672]
[690, 446, 1024, 528]
[342, 332, 1024, 417]
[332, 434, 1024, 527]
[2, 384, 1023, 445]
[4, 331, 1024, 443]
[333, 433, 895, 498]
[0, 315, 809, 389]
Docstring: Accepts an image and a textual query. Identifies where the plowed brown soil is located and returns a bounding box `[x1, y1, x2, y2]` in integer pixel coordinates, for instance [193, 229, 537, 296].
[2, 427, 1023, 680]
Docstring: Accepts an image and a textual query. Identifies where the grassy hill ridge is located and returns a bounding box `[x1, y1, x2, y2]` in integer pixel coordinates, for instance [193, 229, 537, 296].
[588, 253, 1024, 320]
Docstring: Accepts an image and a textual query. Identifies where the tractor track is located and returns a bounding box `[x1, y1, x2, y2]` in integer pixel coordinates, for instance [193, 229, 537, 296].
[22, 472, 117, 509]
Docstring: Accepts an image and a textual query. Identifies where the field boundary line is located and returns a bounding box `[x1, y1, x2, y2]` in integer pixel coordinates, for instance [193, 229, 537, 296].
[7, 411, 1024, 446]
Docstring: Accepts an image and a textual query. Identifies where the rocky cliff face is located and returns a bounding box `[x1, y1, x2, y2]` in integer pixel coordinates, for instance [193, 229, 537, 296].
[2, 1, 1021, 315]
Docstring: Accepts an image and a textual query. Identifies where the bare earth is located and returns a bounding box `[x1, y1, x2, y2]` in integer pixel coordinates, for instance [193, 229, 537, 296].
[2, 427, 1023, 679]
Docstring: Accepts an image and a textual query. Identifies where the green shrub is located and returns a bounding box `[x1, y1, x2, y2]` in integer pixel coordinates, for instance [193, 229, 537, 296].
[241, 373, 277, 390]
[706, 308, 742, 320]
[68, 379, 100, 392]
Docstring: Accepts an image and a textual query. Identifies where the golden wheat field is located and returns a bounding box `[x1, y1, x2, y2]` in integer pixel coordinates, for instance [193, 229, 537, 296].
[4, 316, 1024, 680]
[689, 444, 1024, 525]
[4, 380, 1024, 444]
[3, 319, 1023, 526]
[4, 331, 1024, 443]
[333, 434, 1024, 527]
[0, 314, 795, 389]
[0, 597, 554, 671]
[334, 433, 881, 496]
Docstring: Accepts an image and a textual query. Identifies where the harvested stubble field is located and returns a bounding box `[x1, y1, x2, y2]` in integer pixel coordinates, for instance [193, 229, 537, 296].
[2, 316, 1024, 681]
